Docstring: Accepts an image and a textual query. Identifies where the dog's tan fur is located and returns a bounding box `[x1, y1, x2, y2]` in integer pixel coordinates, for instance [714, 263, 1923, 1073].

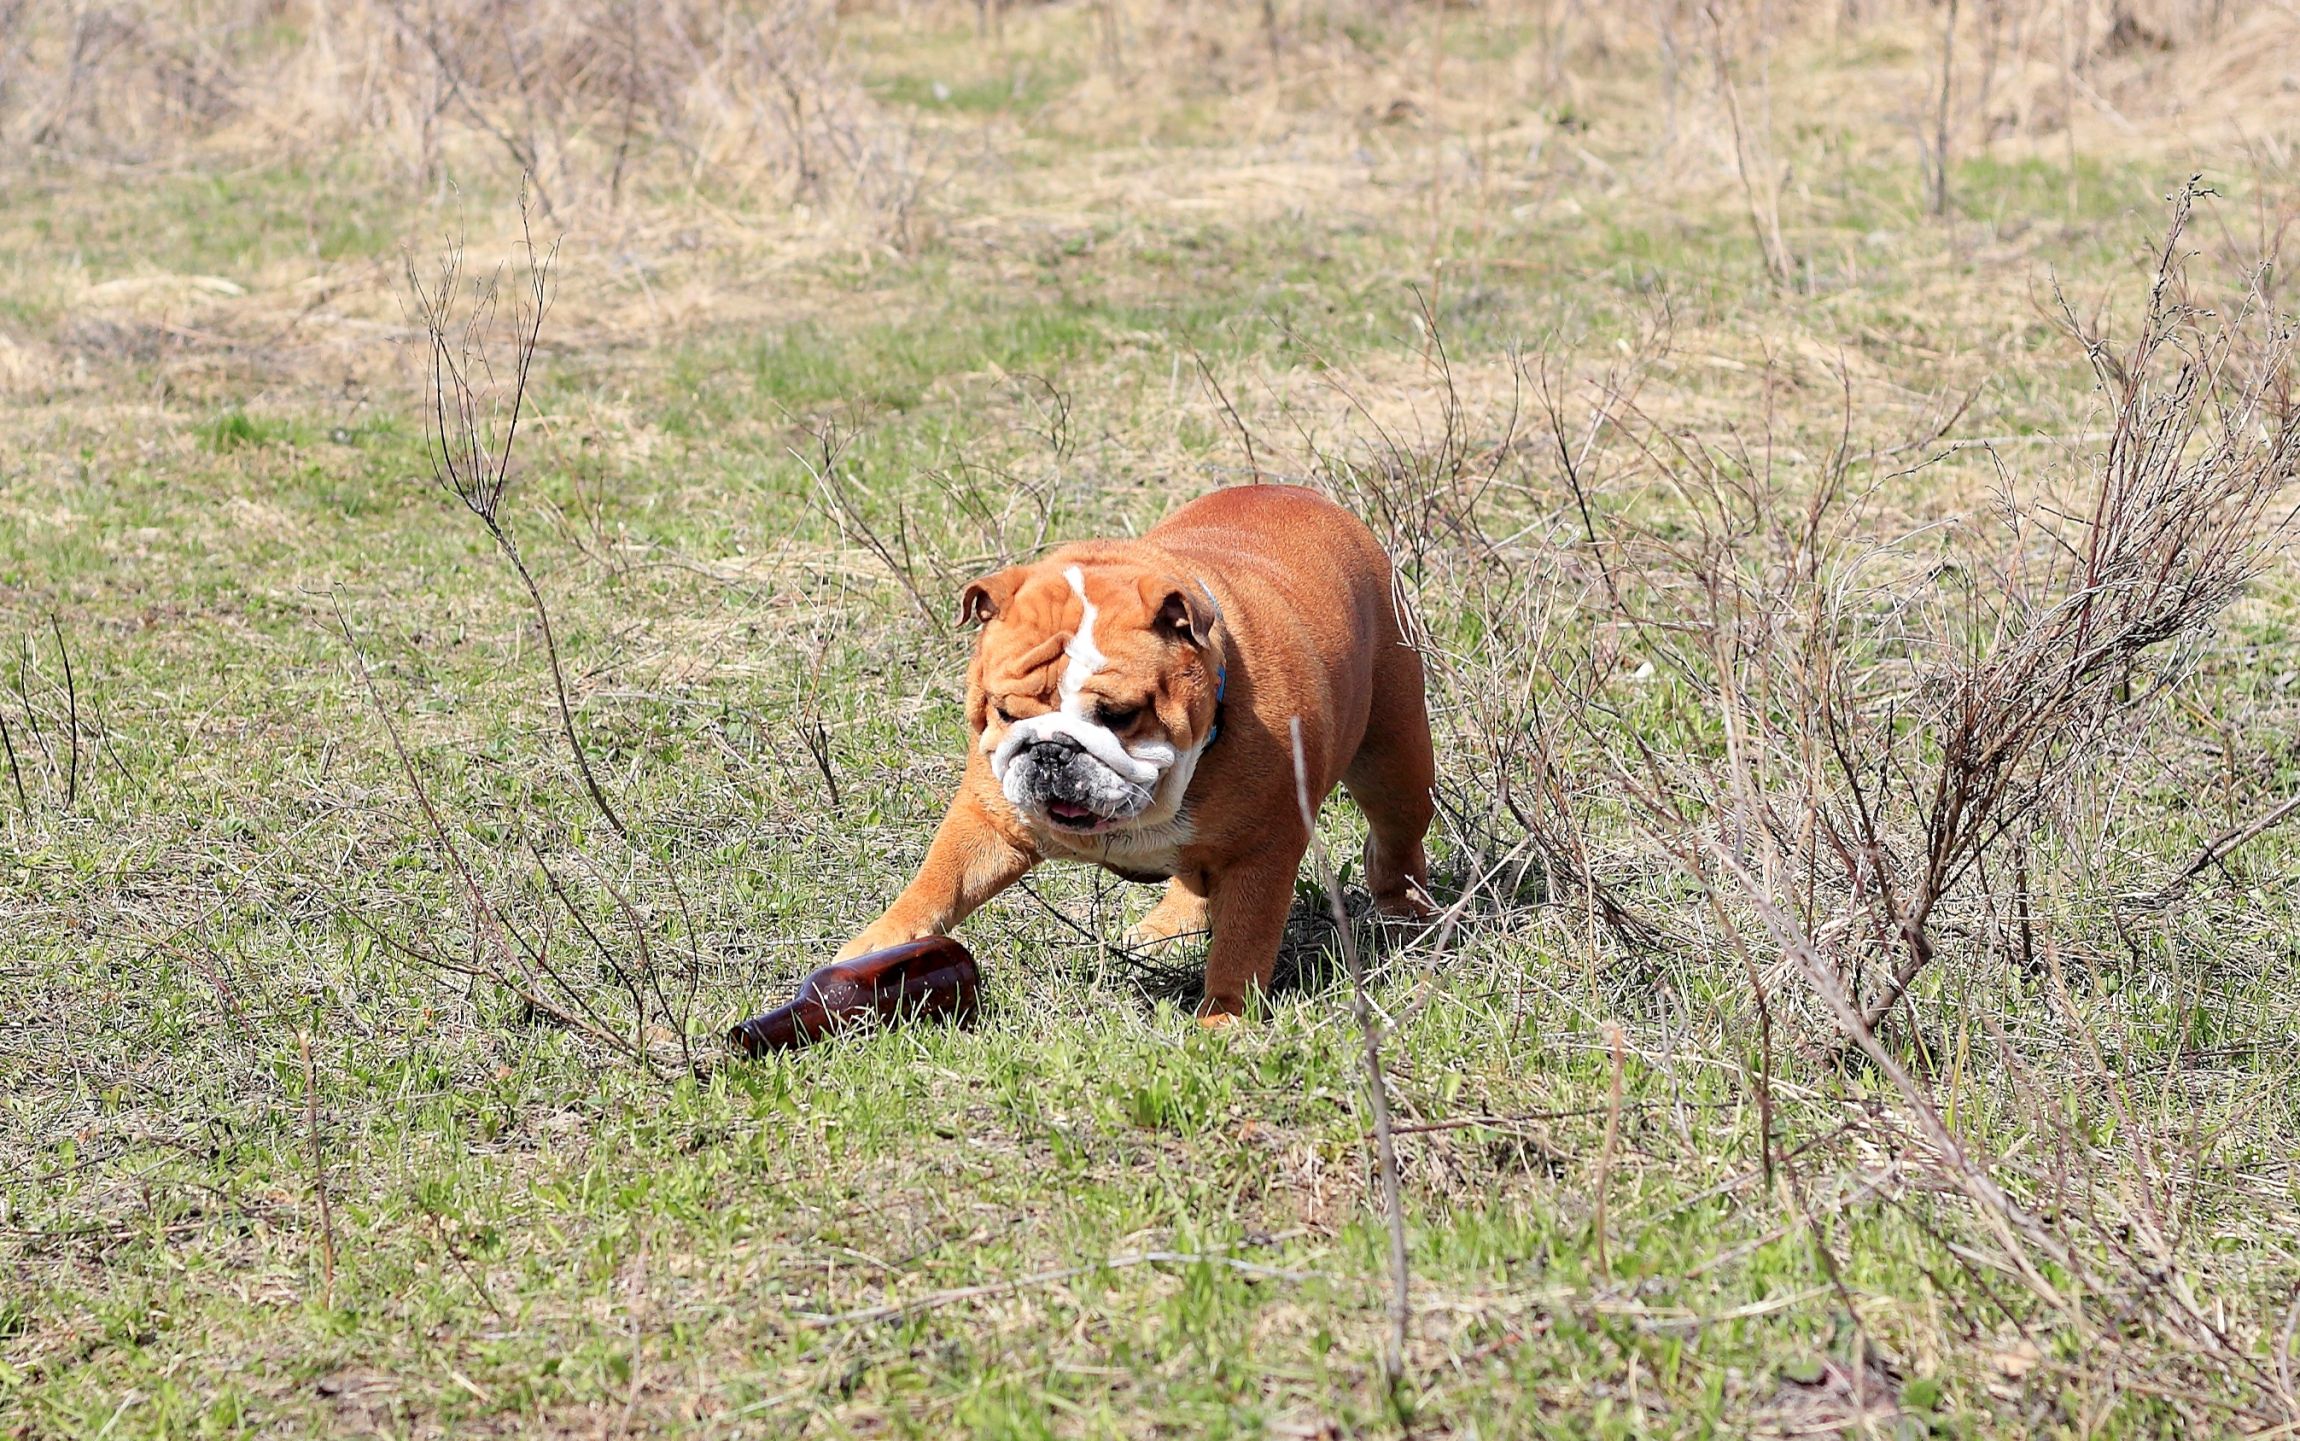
[838, 484, 1436, 1020]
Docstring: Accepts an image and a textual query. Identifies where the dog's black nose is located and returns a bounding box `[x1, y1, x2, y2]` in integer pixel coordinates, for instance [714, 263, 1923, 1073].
[1030, 732, 1083, 753]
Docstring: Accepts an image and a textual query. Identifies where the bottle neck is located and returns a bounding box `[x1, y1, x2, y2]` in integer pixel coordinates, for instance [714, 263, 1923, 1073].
[727, 1000, 808, 1055]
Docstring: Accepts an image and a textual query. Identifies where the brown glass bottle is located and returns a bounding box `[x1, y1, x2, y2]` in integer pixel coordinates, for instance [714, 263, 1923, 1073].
[727, 936, 981, 1055]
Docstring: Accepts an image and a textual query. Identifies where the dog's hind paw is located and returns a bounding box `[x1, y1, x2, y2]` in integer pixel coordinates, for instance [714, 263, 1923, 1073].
[1369, 881, 1438, 921]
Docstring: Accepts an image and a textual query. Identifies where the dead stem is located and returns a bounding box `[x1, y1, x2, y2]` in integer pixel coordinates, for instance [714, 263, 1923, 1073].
[1291, 716, 1410, 1393]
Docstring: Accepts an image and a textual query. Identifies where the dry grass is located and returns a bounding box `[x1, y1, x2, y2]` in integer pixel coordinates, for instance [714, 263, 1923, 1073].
[1, 0, 927, 224]
[4, 1, 2300, 1437]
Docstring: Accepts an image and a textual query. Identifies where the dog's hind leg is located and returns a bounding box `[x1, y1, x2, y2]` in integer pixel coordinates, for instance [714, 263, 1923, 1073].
[1200, 851, 1301, 1023]
[1342, 636, 1437, 920]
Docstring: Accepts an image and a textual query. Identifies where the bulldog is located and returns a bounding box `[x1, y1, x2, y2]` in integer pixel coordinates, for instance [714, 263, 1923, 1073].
[837, 483, 1437, 1021]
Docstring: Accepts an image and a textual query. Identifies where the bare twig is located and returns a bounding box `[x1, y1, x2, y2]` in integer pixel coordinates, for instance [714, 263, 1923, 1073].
[1711, 843, 2080, 1304]
[384, 0, 557, 219]
[798, 421, 943, 633]
[50, 614, 77, 811]
[799, 716, 841, 812]
[1290, 716, 1408, 1390]
[332, 595, 661, 1075]
[1589, 181, 2291, 1052]
[14, 635, 52, 776]
[1592, 1020, 1625, 1279]
[403, 185, 630, 840]
[417, 1200, 509, 1322]
[300, 1029, 336, 1305]
[1931, 0, 1959, 217]
[1189, 342, 1264, 484]
[0, 703, 26, 820]
[1704, 4, 1792, 285]
[2145, 792, 2300, 906]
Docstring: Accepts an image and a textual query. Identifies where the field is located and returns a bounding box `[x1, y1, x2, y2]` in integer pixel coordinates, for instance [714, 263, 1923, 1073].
[4, 1, 2300, 1435]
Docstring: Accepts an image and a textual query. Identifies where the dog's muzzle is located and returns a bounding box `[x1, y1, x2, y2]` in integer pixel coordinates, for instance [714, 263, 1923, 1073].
[1002, 734, 1154, 831]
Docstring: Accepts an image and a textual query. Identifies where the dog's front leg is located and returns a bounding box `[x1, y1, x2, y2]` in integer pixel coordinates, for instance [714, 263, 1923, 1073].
[1196, 850, 1304, 1024]
[838, 787, 1035, 960]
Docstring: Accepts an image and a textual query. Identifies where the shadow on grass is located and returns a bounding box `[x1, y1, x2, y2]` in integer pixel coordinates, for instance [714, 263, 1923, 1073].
[1090, 876, 1486, 1016]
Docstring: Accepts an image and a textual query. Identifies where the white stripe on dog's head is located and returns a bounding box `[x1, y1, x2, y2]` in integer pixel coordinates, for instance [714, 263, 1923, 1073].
[1059, 565, 1104, 709]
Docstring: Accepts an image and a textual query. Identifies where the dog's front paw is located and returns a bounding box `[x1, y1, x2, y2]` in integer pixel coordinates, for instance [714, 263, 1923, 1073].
[1125, 882, 1209, 950]
[1123, 922, 1191, 952]
[836, 921, 926, 961]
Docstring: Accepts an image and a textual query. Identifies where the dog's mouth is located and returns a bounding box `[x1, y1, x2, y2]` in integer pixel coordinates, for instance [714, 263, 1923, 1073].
[1000, 740, 1157, 835]
[1045, 799, 1114, 832]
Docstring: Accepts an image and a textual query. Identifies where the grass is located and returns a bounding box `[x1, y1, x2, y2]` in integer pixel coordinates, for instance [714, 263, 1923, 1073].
[4, 1, 2300, 1437]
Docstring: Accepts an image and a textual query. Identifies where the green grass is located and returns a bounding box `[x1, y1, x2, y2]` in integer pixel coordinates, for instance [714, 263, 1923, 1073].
[4, 6, 2299, 1438]
[870, 62, 1081, 117]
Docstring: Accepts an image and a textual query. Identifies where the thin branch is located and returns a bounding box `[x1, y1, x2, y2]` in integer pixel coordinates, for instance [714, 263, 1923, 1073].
[0, 703, 26, 819]
[331, 595, 658, 1074]
[50, 614, 77, 811]
[300, 1029, 336, 1306]
[2145, 792, 2300, 907]
[1290, 716, 1409, 1391]
[403, 190, 630, 840]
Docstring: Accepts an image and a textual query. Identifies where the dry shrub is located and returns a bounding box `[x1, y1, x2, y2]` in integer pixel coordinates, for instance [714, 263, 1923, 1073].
[1574, 179, 2294, 1045]
[0, 0, 931, 236]
[0, 1, 238, 150]
[1264, 180, 2286, 1043]
[337, 204, 707, 1079]
[1562, 183, 2294, 1418]
[1272, 297, 1676, 962]
[1235, 180, 2295, 1420]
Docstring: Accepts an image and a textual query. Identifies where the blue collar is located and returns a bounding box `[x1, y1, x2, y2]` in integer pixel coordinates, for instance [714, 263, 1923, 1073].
[1197, 579, 1228, 747]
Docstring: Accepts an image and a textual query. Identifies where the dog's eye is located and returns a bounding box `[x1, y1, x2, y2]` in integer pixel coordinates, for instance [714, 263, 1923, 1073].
[992, 702, 1017, 725]
[1096, 704, 1142, 730]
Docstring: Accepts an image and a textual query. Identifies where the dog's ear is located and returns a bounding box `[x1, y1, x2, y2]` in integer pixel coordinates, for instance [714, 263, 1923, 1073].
[1146, 578, 1219, 647]
[958, 566, 1026, 628]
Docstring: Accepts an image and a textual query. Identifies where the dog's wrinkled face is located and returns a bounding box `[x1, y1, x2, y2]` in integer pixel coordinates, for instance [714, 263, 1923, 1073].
[961, 560, 1221, 837]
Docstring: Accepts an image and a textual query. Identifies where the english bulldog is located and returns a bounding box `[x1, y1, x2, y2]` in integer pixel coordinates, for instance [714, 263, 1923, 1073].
[837, 483, 1437, 1022]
